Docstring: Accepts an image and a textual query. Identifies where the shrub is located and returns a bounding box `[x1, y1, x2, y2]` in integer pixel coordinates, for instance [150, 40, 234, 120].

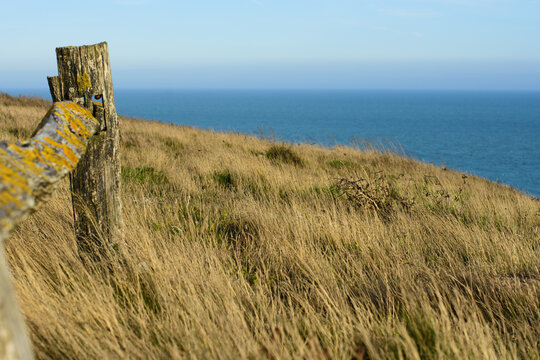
[266, 144, 303, 166]
[335, 172, 414, 218]
[213, 170, 235, 189]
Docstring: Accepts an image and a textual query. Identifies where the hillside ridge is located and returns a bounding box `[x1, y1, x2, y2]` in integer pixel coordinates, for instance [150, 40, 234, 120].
[1, 92, 539, 359]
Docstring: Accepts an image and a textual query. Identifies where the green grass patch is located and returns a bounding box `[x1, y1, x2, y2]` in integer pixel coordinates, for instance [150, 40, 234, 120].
[213, 170, 235, 189]
[248, 149, 264, 156]
[241, 174, 271, 200]
[163, 137, 185, 154]
[307, 185, 342, 197]
[327, 159, 358, 169]
[122, 166, 169, 185]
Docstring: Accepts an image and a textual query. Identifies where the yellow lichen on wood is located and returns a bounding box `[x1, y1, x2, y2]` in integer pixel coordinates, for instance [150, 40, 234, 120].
[55, 123, 85, 149]
[38, 137, 76, 169]
[77, 72, 92, 93]
[5, 145, 51, 180]
[0, 159, 31, 195]
[6, 144, 48, 175]
[0, 191, 24, 208]
[56, 102, 97, 138]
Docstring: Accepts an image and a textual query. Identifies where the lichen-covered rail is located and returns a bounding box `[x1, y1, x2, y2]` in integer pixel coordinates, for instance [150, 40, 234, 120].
[0, 101, 99, 360]
[0, 101, 99, 242]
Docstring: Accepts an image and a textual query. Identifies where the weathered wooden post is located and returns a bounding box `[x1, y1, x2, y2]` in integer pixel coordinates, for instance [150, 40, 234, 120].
[48, 42, 124, 257]
[0, 42, 123, 359]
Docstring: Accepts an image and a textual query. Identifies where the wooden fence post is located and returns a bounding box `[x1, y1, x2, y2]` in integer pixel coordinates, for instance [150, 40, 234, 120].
[0, 42, 123, 359]
[47, 42, 124, 258]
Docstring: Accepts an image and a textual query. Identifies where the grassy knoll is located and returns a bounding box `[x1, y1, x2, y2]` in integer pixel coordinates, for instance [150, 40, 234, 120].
[1, 93, 539, 359]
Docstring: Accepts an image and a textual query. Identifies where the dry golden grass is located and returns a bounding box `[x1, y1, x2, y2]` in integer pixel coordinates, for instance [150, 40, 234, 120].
[1, 92, 539, 359]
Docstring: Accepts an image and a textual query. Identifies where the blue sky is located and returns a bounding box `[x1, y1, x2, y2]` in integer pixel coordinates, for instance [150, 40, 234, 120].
[1, 0, 540, 89]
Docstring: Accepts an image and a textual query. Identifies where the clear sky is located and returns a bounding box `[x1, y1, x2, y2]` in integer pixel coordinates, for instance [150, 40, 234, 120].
[1, 0, 540, 90]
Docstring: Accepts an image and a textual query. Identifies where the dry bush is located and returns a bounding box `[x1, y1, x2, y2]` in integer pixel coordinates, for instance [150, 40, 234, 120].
[1, 93, 539, 359]
[335, 171, 414, 218]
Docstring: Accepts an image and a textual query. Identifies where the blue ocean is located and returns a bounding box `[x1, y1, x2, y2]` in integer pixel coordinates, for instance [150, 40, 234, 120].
[7, 89, 540, 197]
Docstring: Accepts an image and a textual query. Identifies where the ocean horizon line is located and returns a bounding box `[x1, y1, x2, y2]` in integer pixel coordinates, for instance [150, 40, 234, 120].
[2, 88, 539, 197]
[5, 88, 540, 96]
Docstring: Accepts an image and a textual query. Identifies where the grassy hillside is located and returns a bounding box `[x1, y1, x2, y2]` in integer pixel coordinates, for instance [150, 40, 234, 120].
[1, 93, 539, 359]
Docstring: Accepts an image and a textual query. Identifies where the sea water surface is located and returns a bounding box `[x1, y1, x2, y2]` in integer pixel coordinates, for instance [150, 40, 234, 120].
[7, 89, 540, 197]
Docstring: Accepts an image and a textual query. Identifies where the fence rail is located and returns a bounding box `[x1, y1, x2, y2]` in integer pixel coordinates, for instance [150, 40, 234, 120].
[0, 42, 122, 360]
[0, 102, 99, 241]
